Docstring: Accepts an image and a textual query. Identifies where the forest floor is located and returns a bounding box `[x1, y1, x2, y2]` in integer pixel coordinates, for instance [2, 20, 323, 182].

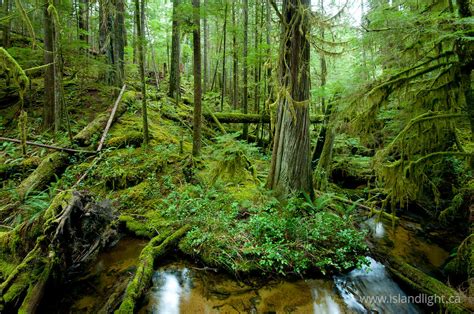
[1, 78, 472, 312]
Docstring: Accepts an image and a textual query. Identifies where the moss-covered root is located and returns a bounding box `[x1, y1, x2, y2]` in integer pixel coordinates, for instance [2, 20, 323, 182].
[16, 152, 69, 199]
[115, 224, 191, 314]
[0, 156, 41, 179]
[388, 257, 471, 313]
[17, 262, 52, 314]
[73, 90, 135, 147]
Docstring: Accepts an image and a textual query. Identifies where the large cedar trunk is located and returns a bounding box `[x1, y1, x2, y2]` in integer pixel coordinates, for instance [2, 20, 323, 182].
[267, 0, 313, 196]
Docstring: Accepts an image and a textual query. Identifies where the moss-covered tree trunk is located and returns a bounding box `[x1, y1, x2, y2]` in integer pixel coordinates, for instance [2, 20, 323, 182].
[267, 0, 313, 197]
[78, 0, 89, 44]
[169, 0, 181, 99]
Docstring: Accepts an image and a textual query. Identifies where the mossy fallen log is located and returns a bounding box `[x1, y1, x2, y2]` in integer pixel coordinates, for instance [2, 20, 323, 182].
[73, 90, 136, 147]
[16, 152, 69, 199]
[0, 156, 41, 179]
[203, 112, 323, 124]
[106, 131, 144, 149]
[387, 257, 471, 313]
[115, 224, 191, 313]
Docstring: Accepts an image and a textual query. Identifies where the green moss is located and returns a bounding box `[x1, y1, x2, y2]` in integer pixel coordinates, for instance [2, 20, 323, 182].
[2, 271, 30, 304]
[119, 215, 154, 238]
[16, 152, 69, 199]
[106, 131, 144, 148]
[116, 225, 190, 313]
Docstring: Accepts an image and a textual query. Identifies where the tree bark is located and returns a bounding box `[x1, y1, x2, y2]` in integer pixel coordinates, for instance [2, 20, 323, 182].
[232, 0, 239, 110]
[169, 0, 181, 99]
[78, 0, 89, 44]
[135, 0, 149, 146]
[242, 0, 249, 139]
[2, 0, 10, 48]
[43, 0, 55, 130]
[192, 0, 202, 156]
[203, 0, 209, 93]
[267, 0, 313, 196]
[220, 2, 228, 111]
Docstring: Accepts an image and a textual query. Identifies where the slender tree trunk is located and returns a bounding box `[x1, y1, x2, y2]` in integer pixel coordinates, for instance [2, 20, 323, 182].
[220, 2, 228, 111]
[43, 0, 55, 130]
[267, 0, 313, 196]
[203, 0, 209, 93]
[78, 0, 89, 44]
[2, 0, 10, 48]
[242, 0, 249, 139]
[232, 0, 238, 110]
[169, 0, 181, 99]
[192, 0, 202, 156]
[265, 0, 272, 146]
[115, 0, 125, 86]
[135, 0, 149, 146]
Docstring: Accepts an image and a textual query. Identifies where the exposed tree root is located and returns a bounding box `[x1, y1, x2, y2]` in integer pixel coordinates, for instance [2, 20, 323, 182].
[115, 224, 191, 313]
[0, 190, 117, 313]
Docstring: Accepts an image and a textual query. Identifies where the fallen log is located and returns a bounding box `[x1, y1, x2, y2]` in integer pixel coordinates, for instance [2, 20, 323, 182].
[386, 257, 471, 313]
[16, 152, 69, 199]
[13, 91, 134, 200]
[0, 137, 96, 154]
[96, 84, 127, 152]
[203, 112, 324, 124]
[0, 156, 41, 179]
[115, 224, 191, 313]
[73, 90, 136, 147]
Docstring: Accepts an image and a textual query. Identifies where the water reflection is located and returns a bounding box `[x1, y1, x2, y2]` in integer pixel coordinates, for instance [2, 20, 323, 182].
[145, 259, 422, 314]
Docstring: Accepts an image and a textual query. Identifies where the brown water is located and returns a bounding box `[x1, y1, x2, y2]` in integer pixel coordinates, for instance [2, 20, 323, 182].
[53, 217, 449, 313]
[364, 217, 449, 272]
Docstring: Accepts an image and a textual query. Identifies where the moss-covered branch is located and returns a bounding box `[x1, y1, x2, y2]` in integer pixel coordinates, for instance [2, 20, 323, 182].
[16, 152, 69, 199]
[387, 257, 471, 313]
[116, 224, 191, 313]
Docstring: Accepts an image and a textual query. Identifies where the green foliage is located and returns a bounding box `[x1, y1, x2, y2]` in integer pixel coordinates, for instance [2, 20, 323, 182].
[158, 184, 367, 275]
[209, 133, 259, 184]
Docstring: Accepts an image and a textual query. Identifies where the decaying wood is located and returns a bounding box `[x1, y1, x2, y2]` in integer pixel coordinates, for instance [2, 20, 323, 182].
[96, 84, 127, 152]
[115, 224, 191, 313]
[0, 191, 117, 312]
[0, 137, 96, 154]
[0, 156, 41, 179]
[73, 90, 135, 147]
[203, 112, 323, 124]
[386, 256, 471, 313]
[16, 152, 69, 199]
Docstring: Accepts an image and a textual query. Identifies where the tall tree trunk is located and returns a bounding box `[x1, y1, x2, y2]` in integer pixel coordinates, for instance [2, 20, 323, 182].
[169, 0, 181, 99]
[2, 0, 10, 48]
[78, 0, 89, 44]
[232, 0, 238, 110]
[135, 0, 149, 146]
[203, 0, 209, 93]
[220, 2, 228, 111]
[242, 0, 249, 139]
[43, 0, 55, 130]
[115, 0, 125, 86]
[267, 0, 313, 196]
[192, 0, 202, 156]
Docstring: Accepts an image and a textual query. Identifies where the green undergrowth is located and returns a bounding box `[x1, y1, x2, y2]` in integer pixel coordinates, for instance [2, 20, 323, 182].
[161, 183, 368, 276]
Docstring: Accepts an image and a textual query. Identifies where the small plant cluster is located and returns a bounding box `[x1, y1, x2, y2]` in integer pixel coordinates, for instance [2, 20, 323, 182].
[157, 183, 368, 276]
